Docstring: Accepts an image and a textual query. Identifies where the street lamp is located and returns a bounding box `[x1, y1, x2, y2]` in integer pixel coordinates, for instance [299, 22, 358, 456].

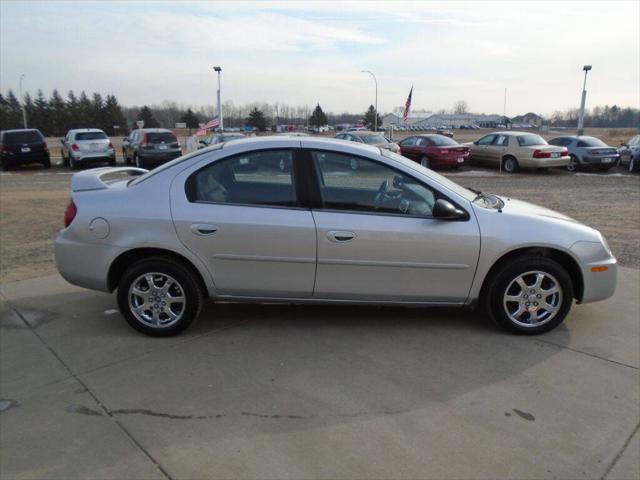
[360, 70, 378, 131]
[19, 74, 27, 128]
[213, 66, 223, 131]
[577, 65, 592, 136]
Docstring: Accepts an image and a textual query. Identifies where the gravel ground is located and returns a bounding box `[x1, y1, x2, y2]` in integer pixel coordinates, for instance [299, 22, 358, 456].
[0, 163, 638, 283]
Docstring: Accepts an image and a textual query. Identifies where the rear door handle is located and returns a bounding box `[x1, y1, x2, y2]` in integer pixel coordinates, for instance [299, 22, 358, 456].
[190, 224, 217, 236]
[328, 230, 355, 243]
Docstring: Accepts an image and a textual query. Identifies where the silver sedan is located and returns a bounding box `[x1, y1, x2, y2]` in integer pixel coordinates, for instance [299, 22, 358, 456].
[55, 137, 617, 336]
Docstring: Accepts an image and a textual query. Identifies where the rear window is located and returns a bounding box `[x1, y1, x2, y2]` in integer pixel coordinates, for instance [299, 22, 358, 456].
[360, 134, 389, 145]
[147, 132, 177, 144]
[576, 137, 607, 148]
[76, 132, 107, 141]
[2, 130, 43, 144]
[429, 135, 458, 147]
[517, 134, 547, 147]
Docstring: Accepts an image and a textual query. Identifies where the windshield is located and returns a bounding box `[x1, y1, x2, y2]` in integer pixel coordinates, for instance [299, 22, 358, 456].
[430, 135, 458, 147]
[578, 137, 607, 147]
[76, 132, 107, 141]
[517, 134, 547, 147]
[360, 134, 389, 145]
[128, 143, 223, 186]
[147, 132, 177, 144]
[3, 130, 43, 144]
[380, 149, 476, 202]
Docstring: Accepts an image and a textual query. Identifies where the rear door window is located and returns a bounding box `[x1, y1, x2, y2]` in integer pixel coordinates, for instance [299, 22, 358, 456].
[189, 149, 297, 207]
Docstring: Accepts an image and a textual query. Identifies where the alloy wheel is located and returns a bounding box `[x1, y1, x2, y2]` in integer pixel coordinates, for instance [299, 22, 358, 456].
[503, 270, 562, 327]
[128, 272, 186, 328]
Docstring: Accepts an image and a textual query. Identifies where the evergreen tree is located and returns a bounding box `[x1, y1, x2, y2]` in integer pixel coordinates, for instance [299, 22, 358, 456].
[66, 90, 79, 129]
[246, 107, 268, 132]
[1, 90, 23, 129]
[137, 105, 159, 128]
[77, 91, 92, 127]
[32, 90, 51, 134]
[364, 105, 381, 130]
[91, 92, 105, 130]
[180, 108, 199, 134]
[309, 103, 328, 127]
[49, 89, 67, 136]
[22, 93, 34, 130]
[103, 94, 127, 135]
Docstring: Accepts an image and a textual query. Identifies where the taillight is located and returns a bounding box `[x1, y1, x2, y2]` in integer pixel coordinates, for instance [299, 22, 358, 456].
[71, 143, 79, 151]
[532, 150, 552, 158]
[64, 200, 77, 227]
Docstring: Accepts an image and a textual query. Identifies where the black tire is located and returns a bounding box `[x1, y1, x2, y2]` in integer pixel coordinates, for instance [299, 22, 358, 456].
[63, 153, 69, 167]
[1, 160, 9, 172]
[630, 157, 640, 173]
[420, 156, 430, 168]
[42, 158, 51, 169]
[70, 156, 80, 170]
[117, 257, 203, 336]
[567, 155, 579, 172]
[502, 156, 519, 173]
[484, 255, 574, 335]
[451, 164, 461, 170]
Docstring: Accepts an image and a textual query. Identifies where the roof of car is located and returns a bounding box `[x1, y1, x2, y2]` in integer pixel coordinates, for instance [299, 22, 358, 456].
[68, 128, 105, 134]
[492, 131, 537, 135]
[219, 135, 380, 155]
[1, 128, 41, 134]
[347, 131, 381, 136]
[137, 128, 173, 133]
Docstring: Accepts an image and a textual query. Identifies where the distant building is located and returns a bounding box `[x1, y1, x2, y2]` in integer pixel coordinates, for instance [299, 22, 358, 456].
[382, 112, 506, 128]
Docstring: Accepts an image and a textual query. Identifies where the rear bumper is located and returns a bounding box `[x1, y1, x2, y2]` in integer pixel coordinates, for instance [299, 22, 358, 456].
[1, 152, 49, 165]
[73, 153, 115, 163]
[138, 151, 182, 164]
[582, 154, 619, 166]
[432, 155, 468, 166]
[520, 155, 570, 168]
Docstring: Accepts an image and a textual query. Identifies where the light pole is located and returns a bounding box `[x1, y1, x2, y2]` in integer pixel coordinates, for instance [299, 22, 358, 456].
[213, 66, 223, 131]
[577, 65, 592, 136]
[19, 74, 27, 128]
[360, 70, 378, 131]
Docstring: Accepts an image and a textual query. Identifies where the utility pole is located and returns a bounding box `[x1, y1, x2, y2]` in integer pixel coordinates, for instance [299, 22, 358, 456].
[577, 65, 592, 136]
[361, 70, 378, 131]
[19, 74, 27, 128]
[213, 66, 223, 131]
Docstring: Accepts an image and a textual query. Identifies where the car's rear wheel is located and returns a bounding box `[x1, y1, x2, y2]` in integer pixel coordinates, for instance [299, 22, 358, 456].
[502, 156, 519, 173]
[117, 257, 203, 336]
[63, 153, 69, 167]
[420, 156, 430, 168]
[567, 155, 579, 172]
[485, 256, 573, 334]
[630, 157, 639, 173]
[42, 158, 51, 169]
[1, 160, 9, 172]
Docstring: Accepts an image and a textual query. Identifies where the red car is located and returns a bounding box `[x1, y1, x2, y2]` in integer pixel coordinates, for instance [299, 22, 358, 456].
[398, 134, 470, 169]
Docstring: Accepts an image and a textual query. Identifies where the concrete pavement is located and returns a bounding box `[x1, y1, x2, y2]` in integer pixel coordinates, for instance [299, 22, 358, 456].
[1, 269, 638, 479]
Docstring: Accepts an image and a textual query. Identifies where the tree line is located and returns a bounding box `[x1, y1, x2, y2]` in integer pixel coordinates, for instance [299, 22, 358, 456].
[549, 105, 639, 128]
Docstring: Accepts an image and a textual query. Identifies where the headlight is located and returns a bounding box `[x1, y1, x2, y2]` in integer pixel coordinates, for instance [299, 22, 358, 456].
[600, 233, 612, 256]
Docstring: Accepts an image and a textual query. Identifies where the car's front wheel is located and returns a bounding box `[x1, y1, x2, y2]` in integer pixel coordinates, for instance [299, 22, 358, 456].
[117, 257, 203, 336]
[485, 256, 573, 334]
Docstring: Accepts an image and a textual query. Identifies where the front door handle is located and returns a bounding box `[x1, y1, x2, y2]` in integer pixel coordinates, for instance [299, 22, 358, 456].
[190, 224, 217, 236]
[328, 230, 355, 243]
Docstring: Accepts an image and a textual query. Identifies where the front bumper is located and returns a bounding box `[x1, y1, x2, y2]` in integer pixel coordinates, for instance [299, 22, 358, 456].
[570, 241, 618, 303]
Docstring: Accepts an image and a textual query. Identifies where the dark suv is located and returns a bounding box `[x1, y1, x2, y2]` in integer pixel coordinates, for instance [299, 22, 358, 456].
[0, 129, 50, 171]
[123, 128, 182, 169]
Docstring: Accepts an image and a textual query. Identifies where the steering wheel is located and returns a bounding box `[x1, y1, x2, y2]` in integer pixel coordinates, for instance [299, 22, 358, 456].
[374, 180, 389, 206]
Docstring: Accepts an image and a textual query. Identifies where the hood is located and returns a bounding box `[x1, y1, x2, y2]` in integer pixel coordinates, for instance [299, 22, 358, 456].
[499, 197, 582, 224]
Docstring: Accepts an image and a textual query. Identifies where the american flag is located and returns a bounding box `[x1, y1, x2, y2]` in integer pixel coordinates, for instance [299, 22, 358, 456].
[403, 86, 413, 121]
[196, 117, 220, 136]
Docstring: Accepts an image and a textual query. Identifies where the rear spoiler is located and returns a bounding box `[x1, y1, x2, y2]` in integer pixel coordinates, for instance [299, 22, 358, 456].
[71, 167, 148, 192]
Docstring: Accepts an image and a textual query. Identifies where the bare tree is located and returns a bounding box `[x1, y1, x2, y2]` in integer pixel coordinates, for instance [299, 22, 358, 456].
[453, 100, 469, 115]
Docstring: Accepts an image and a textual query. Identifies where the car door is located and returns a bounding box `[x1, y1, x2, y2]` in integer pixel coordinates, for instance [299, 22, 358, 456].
[399, 136, 417, 160]
[471, 134, 496, 164]
[488, 134, 509, 166]
[309, 150, 480, 302]
[171, 147, 317, 298]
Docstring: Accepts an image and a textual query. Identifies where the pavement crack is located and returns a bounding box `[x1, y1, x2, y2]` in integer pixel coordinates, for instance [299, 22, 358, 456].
[5, 301, 174, 480]
[601, 419, 640, 480]
[534, 338, 639, 371]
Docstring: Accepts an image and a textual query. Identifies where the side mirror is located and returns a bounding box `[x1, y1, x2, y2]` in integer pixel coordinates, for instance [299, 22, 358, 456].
[432, 199, 466, 220]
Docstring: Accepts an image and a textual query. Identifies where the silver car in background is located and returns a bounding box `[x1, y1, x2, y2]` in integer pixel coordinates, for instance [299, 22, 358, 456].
[61, 128, 116, 169]
[335, 131, 400, 154]
[548, 135, 619, 172]
[55, 137, 616, 337]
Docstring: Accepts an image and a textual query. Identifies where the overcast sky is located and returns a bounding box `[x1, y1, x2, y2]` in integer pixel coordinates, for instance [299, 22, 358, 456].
[1, 1, 638, 116]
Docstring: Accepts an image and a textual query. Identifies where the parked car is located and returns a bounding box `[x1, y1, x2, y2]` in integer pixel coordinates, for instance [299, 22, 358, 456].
[0, 128, 50, 171]
[618, 135, 640, 173]
[467, 132, 569, 173]
[399, 134, 470, 169]
[335, 131, 400, 155]
[61, 128, 115, 169]
[123, 128, 182, 169]
[436, 129, 454, 138]
[55, 137, 616, 337]
[198, 133, 245, 149]
[548, 136, 619, 172]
